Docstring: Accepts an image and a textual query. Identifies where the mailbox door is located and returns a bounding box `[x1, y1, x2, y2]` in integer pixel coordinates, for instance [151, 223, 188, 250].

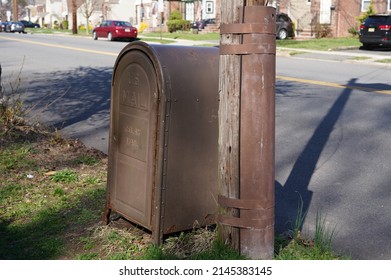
[109, 50, 159, 230]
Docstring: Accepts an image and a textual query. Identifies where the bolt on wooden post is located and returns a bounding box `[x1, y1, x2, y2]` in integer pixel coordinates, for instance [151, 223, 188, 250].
[218, 0, 276, 260]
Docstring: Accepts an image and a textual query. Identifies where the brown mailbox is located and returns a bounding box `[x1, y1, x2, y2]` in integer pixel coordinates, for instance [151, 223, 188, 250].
[104, 41, 219, 244]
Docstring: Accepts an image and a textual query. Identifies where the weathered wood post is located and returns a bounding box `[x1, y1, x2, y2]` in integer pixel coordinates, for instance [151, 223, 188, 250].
[13, 0, 18, 21]
[218, 0, 276, 259]
[72, 0, 78, 34]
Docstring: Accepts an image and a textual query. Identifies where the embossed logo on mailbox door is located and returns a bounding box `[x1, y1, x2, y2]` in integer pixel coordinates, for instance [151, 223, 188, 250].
[120, 70, 150, 111]
[117, 64, 151, 161]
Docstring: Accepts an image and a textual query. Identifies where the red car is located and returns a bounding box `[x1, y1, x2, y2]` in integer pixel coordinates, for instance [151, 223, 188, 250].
[93, 20, 138, 41]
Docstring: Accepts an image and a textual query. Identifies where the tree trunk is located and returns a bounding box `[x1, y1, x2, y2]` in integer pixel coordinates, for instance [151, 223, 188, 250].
[86, 18, 89, 35]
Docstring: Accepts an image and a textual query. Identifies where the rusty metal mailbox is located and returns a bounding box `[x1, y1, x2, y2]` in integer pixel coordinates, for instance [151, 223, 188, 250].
[104, 41, 219, 244]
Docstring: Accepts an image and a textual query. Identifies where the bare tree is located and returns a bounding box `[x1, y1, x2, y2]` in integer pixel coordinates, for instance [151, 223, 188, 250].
[79, 0, 101, 34]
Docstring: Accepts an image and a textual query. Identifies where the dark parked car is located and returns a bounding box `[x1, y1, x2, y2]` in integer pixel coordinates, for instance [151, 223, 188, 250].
[276, 13, 295, 40]
[359, 14, 391, 49]
[92, 20, 138, 41]
[1, 22, 10, 32]
[192, 18, 216, 31]
[4, 21, 25, 33]
[20, 20, 40, 28]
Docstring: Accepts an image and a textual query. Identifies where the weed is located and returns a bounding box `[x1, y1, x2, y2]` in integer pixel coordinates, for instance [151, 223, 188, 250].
[0, 144, 35, 173]
[79, 236, 96, 250]
[274, 193, 342, 260]
[140, 231, 245, 260]
[313, 211, 336, 254]
[82, 175, 101, 185]
[192, 239, 246, 260]
[0, 62, 26, 129]
[141, 244, 178, 260]
[51, 169, 78, 183]
[81, 226, 148, 260]
[293, 192, 306, 241]
[53, 128, 62, 142]
[75, 155, 100, 166]
[77, 252, 99, 260]
[53, 187, 66, 196]
[76, 208, 96, 224]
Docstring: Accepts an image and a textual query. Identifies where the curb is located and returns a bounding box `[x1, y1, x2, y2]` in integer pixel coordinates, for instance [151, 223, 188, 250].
[276, 47, 391, 64]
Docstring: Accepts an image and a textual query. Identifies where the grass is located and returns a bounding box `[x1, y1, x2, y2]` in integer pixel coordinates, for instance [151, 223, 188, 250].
[375, 58, 391, 63]
[0, 128, 344, 259]
[276, 37, 361, 51]
[0, 120, 345, 260]
[350, 56, 371, 61]
[26, 28, 364, 51]
[275, 212, 340, 260]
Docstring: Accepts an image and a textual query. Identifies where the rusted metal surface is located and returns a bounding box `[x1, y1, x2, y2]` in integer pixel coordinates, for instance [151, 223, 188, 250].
[218, 6, 276, 259]
[105, 42, 220, 244]
[240, 6, 275, 260]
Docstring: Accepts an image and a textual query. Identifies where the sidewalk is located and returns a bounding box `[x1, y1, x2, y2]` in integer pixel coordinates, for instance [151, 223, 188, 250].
[142, 36, 219, 47]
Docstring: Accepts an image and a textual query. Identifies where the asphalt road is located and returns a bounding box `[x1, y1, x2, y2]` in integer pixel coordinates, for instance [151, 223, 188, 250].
[1, 32, 391, 259]
[275, 58, 391, 259]
[1, 32, 120, 152]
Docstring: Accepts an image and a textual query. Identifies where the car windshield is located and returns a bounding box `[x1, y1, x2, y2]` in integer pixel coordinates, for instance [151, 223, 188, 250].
[114, 21, 132, 27]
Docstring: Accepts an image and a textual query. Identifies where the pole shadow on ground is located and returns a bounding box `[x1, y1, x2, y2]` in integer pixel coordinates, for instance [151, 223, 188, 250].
[275, 79, 355, 235]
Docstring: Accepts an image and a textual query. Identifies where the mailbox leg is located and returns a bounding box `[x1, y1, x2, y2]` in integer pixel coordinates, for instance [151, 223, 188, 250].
[103, 206, 111, 225]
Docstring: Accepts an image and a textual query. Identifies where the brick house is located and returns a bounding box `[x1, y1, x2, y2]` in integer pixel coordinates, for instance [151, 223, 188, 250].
[278, 0, 391, 38]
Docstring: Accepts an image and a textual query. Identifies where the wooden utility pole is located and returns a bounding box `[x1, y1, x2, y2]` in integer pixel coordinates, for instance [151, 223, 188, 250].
[72, 0, 78, 34]
[218, 0, 275, 259]
[13, 0, 18, 21]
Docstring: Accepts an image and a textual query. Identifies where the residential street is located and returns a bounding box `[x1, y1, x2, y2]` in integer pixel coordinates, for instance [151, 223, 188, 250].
[1, 32, 391, 259]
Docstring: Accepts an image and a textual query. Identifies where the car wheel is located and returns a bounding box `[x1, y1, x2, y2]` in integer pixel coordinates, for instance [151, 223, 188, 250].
[277, 28, 288, 40]
[93, 31, 98, 40]
[108, 32, 113, 41]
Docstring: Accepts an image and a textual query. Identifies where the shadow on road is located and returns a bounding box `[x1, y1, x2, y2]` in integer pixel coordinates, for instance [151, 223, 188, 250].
[22, 66, 112, 130]
[275, 79, 355, 235]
